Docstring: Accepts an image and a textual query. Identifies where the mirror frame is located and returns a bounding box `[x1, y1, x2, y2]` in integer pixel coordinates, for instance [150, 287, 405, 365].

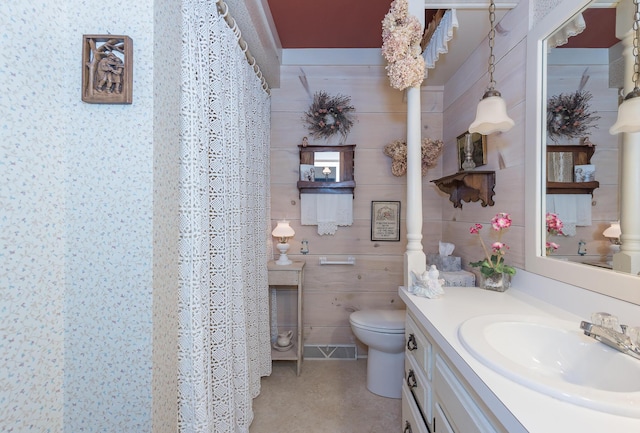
[525, 0, 640, 305]
[296, 144, 356, 195]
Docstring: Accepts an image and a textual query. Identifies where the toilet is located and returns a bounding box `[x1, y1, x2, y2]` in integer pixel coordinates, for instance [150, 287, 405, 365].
[349, 309, 406, 399]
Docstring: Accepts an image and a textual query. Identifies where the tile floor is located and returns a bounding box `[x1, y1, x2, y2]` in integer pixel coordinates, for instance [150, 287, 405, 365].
[250, 359, 401, 433]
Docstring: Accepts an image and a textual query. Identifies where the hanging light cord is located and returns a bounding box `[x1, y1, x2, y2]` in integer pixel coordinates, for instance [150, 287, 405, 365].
[487, 0, 497, 91]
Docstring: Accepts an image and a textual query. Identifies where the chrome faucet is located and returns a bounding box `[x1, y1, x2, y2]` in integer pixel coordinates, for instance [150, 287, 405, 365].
[580, 313, 640, 361]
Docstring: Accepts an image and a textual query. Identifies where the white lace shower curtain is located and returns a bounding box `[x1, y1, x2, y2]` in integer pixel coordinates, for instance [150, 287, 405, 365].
[178, 1, 272, 432]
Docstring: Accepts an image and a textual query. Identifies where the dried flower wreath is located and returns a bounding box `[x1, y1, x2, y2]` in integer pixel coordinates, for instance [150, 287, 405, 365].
[303, 91, 356, 140]
[383, 138, 444, 177]
[547, 90, 600, 142]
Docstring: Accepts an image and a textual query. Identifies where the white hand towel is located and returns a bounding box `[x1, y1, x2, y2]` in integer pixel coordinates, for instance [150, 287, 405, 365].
[546, 194, 592, 236]
[300, 193, 353, 235]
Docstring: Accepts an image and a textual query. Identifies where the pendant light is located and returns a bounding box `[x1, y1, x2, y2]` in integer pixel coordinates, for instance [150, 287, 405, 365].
[610, 0, 640, 134]
[469, 0, 515, 135]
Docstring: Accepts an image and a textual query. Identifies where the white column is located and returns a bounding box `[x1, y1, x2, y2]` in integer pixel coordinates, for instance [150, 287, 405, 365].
[404, 87, 426, 287]
[404, 0, 426, 287]
[613, 26, 640, 275]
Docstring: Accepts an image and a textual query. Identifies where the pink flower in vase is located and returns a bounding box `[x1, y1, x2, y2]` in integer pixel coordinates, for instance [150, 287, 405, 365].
[469, 212, 516, 278]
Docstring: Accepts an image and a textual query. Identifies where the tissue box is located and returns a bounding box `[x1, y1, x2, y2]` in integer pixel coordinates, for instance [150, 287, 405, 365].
[440, 270, 476, 287]
[427, 253, 461, 272]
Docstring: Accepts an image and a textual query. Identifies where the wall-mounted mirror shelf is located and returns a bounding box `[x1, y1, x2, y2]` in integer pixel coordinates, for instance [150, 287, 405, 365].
[546, 144, 599, 194]
[297, 144, 355, 196]
[432, 171, 496, 208]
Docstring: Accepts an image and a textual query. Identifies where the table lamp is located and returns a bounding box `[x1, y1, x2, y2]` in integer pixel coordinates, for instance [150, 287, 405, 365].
[272, 220, 295, 265]
[322, 166, 331, 180]
[603, 222, 622, 255]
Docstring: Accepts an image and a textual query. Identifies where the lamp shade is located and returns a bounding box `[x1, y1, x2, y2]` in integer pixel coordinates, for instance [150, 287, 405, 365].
[272, 220, 295, 239]
[610, 91, 640, 134]
[469, 94, 515, 135]
[603, 222, 621, 239]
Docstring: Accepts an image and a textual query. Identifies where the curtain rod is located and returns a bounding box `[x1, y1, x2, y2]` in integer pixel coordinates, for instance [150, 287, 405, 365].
[216, 0, 270, 94]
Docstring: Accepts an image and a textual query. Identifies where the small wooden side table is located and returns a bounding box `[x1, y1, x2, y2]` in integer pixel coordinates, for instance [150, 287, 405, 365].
[267, 260, 305, 375]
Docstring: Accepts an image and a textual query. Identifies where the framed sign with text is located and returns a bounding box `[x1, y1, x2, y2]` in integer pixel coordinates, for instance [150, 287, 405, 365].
[371, 201, 401, 242]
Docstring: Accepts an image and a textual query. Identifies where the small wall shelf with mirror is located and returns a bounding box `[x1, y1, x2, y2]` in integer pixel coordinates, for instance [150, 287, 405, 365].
[296, 144, 355, 196]
[546, 144, 599, 195]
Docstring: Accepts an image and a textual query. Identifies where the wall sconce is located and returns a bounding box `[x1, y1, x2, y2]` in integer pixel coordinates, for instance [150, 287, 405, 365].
[272, 220, 295, 265]
[610, 0, 640, 134]
[469, 0, 515, 135]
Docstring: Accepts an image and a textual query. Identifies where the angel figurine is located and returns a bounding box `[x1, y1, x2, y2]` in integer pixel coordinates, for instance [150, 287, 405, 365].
[410, 265, 445, 299]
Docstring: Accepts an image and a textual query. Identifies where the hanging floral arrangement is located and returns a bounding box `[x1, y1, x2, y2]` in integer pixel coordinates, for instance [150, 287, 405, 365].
[303, 91, 356, 140]
[381, 0, 425, 90]
[547, 90, 600, 142]
[383, 138, 443, 177]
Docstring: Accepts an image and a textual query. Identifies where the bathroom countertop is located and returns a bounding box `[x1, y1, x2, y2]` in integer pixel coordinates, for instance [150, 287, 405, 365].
[399, 285, 640, 433]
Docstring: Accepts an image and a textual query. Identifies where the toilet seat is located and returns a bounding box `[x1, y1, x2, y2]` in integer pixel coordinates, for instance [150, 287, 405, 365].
[349, 309, 405, 334]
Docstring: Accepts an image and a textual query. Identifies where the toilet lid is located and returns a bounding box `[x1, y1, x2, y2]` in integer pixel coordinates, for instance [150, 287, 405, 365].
[350, 309, 406, 333]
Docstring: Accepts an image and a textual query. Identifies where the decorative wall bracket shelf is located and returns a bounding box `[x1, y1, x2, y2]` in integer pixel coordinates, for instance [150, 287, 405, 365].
[432, 171, 496, 208]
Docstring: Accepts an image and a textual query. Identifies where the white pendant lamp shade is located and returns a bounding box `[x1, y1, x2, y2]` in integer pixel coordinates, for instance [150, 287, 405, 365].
[469, 0, 514, 136]
[610, 89, 640, 134]
[469, 91, 515, 135]
[611, 0, 640, 134]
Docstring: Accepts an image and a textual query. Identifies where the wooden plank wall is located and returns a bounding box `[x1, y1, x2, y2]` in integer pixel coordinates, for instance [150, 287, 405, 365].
[440, 1, 529, 275]
[270, 65, 444, 352]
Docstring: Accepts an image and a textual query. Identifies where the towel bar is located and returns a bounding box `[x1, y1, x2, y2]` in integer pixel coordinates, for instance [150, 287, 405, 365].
[319, 256, 356, 265]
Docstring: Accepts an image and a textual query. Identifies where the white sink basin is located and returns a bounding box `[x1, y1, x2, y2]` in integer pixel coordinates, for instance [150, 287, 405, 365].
[458, 314, 640, 418]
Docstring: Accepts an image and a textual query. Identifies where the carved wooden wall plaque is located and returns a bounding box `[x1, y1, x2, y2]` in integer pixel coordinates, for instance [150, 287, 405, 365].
[82, 35, 133, 104]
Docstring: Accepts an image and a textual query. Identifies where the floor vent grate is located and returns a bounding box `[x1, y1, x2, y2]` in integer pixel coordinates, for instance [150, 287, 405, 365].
[303, 345, 357, 360]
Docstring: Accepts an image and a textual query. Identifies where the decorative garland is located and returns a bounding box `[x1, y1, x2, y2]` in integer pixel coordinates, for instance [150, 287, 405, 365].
[303, 91, 356, 140]
[383, 138, 443, 177]
[547, 90, 600, 142]
[381, 0, 425, 90]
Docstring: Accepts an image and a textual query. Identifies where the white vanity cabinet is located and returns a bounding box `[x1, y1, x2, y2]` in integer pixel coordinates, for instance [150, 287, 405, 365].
[403, 313, 434, 432]
[403, 310, 505, 433]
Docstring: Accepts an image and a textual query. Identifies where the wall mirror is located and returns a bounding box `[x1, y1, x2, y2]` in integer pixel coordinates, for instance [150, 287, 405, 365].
[525, 0, 640, 305]
[297, 144, 356, 195]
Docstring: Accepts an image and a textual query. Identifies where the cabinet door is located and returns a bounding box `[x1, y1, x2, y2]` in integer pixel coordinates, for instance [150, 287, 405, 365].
[405, 355, 432, 430]
[434, 354, 500, 433]
[401, 384, 430, 433]
[405, 314, 432, 379]
[434, 402, 456, 433]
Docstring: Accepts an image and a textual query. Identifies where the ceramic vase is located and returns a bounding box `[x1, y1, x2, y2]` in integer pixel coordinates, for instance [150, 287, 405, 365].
[479, 272, 511, 292]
